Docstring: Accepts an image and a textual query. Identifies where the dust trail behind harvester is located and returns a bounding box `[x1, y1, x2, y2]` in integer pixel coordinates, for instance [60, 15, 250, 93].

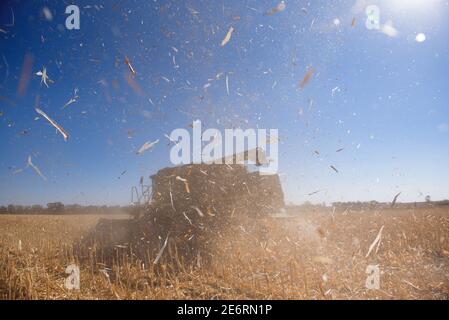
[78, 162, 285, 268]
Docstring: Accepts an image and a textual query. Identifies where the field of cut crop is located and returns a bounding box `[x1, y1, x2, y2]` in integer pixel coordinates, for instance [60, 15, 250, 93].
[0, 207, 448, 300]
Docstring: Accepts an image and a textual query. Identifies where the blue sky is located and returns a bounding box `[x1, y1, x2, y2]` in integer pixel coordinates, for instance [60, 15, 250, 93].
[0, 0, 448, 206]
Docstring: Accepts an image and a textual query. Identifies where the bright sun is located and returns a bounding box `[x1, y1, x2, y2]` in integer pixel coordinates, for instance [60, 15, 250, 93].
[388, 0, 441, 11]
[381, 0, 442, 26]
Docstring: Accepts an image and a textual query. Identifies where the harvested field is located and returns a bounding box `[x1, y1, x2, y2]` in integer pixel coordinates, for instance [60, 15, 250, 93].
[0, 207, 448, 300]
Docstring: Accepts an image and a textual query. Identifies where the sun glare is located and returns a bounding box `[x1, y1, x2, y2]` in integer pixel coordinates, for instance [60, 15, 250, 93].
[388, 0, 441, 11]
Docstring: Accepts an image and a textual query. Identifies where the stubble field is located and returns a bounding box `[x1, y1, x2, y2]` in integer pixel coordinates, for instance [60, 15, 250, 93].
[0, 207, 448, 300]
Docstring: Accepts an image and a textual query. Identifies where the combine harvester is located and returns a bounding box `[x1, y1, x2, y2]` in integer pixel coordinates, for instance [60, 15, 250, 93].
[83, 148, 286, 267]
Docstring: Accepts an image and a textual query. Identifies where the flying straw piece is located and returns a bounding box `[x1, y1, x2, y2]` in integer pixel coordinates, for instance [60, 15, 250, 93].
[6, 7, 14, 27]
[100, 269, 111, 284]
[207, 207, 215, 217]
[182, 212, 192, 225]
[308, 190, 321, 196]
[265, 1, 286, 16]
[190, 206, 204, 217]
[35, 67, 54, 88]
[310, 18, 315, 31]
[62, 88, 79, 110]
[299, 68, 314, 89]
[175, 176, 187, 182]
[153, 235, 169, 265]
[35, 108, 69, 141]
[187, 7, 199, 16]
[169, 183, 175, 211]
[118, 170, 127, 179]
[1, 54, 8, 85]
[365, 225, 384, 258]
[391, 192, 401, 207]
[62, 98, 76, 110]
[330, 165, 339, 173]
[164, 134, 179, 147]
[12, 168, 24, 175]
[220, 26, 234, 47]
[27, 155, 47, 181]
[402, 280, 420, 290]
[331, 86, 340, 97]
[176, 176, 190, 193]
[336, 148, 344, 152]
[124, 56, 136, 76]
[380, 22, 398, 38]
[196, 252, 202, 268]
[226, 75, 230, 95]
[136, 139, 159, 155]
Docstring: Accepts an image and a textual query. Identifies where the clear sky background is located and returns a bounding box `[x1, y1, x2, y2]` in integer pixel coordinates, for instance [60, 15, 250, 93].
[0, 0, 448, 206]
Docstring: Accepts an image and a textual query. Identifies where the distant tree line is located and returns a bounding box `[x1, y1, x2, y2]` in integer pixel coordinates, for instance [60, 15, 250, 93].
[285, 199, 449, 214]
[0, 202, 132, 215]
[332, 199, 449, 209]
[1, 199, 448, 215]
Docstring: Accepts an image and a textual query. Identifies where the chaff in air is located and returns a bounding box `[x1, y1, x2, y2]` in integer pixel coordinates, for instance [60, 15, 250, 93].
[265, 1, 286, 16]
[391, 192, 401, 207]
[124, 56, 136, 76]
[35, 108, 69, 141]
[299, 68, 314, 89]
[330, 165, 339, 173]
[35, 67, 54, 88]
[136, 139, 159, 155]
[62, 88, 79, 110]
[365, 225, 384, 258]
[220, 27, 234, 47]
[27, 155, 47, 181]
